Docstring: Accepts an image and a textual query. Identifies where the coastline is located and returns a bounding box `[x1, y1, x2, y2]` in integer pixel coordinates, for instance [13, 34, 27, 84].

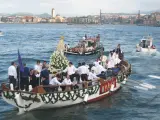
[0, 22, 159, 27]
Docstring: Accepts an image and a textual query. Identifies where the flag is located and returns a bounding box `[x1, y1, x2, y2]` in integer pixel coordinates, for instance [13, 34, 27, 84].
[18, 49, 24, 72]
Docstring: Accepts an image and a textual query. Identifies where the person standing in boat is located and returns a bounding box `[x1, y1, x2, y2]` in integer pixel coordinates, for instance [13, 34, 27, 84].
[96, 62, 106, 75]
[78, 62, 89, 81]
[85, 34, 87, 40]
[34, 60, 42, 85]
[41, 65, 49, 86]
[63, 62, 80, 82]
[67, 44, 70, 49]
[8, 62, 17, 89]
[42, 61, 49, 70]
[20, 63, 30, 91]
[29, 69, 37, 88]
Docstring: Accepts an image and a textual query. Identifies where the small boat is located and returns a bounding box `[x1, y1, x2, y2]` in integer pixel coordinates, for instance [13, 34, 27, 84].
[64, 35, 104, 55]
[67, 23, 73, 25]
[136, 35, 157, 53]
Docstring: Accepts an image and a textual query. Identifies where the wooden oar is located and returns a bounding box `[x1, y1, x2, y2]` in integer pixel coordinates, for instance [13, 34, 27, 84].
[121, 83, 149, 91]
[127, 79, 156, 89]
[148, 75, 160, 79]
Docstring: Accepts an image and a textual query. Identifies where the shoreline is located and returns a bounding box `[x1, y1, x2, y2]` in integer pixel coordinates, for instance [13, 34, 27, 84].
[0, 22, 159, 27]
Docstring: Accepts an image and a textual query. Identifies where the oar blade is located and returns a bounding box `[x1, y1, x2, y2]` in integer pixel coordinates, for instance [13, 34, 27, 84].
[148, 75, 160, 79]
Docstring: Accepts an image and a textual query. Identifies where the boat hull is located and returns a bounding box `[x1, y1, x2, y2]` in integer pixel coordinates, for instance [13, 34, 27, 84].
[1, 79, 122, 113]
[64, 47, 102, 55]
[136, 47, 157, 53]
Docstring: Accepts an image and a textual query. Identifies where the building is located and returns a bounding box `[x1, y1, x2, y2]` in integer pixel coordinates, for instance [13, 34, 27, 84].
[49, 18, 56, 23]
[55, 14, 65, 23]
[33, 17, 42, 23]
[51, 8, 55, 18]
[22, 16, 34, 23]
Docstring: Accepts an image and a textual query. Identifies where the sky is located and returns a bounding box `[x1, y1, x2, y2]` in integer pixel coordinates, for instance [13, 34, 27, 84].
[0, 0, 160, 16]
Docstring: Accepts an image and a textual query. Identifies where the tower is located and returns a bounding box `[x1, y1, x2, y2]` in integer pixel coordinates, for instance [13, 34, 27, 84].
[100, 9, 102, 24]
[51, 8, 55, 18]
[138, 10, 141, 19]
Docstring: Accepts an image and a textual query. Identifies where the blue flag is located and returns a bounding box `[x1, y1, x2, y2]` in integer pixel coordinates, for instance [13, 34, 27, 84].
[18, 49, 24, 72]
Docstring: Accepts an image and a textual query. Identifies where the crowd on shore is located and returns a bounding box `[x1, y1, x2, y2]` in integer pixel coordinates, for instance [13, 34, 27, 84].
[8, 44, 124, 92]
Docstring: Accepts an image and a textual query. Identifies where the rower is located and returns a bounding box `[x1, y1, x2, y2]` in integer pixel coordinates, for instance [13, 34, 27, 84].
[63, 62, 80, 82]
[49, 74, 61, 91]
[61, 74, 72, 91]
[88, 69, 99, 86]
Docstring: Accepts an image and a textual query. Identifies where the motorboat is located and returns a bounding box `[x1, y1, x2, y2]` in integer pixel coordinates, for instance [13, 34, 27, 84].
[136, 35, 157, 53]
[0, 31, 3, 36]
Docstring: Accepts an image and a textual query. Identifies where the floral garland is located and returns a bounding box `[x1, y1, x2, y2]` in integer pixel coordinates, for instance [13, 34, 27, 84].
[49, 51, 69, 73]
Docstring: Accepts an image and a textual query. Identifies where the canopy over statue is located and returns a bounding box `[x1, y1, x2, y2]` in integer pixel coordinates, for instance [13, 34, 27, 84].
[57, 36, 65, 53]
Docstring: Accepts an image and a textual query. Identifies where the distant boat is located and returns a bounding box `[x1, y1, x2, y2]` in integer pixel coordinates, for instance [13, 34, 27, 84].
[136, 35, 157, 53]
[67, 23, 73, 25]
[0, 31, 3, 36]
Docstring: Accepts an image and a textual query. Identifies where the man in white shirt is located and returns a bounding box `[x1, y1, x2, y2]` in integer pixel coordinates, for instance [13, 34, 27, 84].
[49, 74, 61, 91]
[8, 62, 17, 89]
[63, 62, 80, 82]
[88, 70, 98, 80]
[34, 60, 42, 85]
[67, 44, 70, 49]
[49, 74, 61, 86]
[91, 64, 98, 75]
[78, 62, 89, 81]
[96, 62, 106, 75]
[62, 75, 72, 85]
[107, 58, 115, 69]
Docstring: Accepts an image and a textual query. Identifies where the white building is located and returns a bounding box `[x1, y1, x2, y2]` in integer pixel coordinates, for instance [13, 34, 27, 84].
[52, 8, 55, 18]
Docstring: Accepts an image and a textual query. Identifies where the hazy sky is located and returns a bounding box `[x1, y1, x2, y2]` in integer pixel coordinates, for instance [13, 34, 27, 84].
[0, 0, 160, 16]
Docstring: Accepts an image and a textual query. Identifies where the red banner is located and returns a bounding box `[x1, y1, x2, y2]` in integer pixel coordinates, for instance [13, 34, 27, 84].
[100, 77, 117, 94]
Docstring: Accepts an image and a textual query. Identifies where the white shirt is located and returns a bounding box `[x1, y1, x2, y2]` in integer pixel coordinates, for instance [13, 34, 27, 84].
[67, 45, 70, 49]
[78, 65, 89, 75]
[107, 59, 115, 69]
[63, 65, 77, 75]
[34, 64, 42, 73]
[91, 66, 98, 74]
[101, 55, 107, 62]
[96, 64, 106, 75]
[115, 54, 121, 65]
[50, 77, 61, 85]
[88, 72, 99, 85]
[94, 61, 100, 67]
[62, 78, 72, 85]
[88, 72, 98, 80]
[8, 65, 17, 79]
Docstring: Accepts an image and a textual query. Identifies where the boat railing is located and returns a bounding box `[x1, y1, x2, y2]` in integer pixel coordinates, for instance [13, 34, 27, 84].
[1, 78, 113, 94]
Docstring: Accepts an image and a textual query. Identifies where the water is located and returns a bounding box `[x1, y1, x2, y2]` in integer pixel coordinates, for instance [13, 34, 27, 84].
[0, 24, 160, 120]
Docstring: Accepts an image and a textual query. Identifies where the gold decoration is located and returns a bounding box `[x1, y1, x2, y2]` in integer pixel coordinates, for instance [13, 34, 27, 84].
[57, 36, 65, 53]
